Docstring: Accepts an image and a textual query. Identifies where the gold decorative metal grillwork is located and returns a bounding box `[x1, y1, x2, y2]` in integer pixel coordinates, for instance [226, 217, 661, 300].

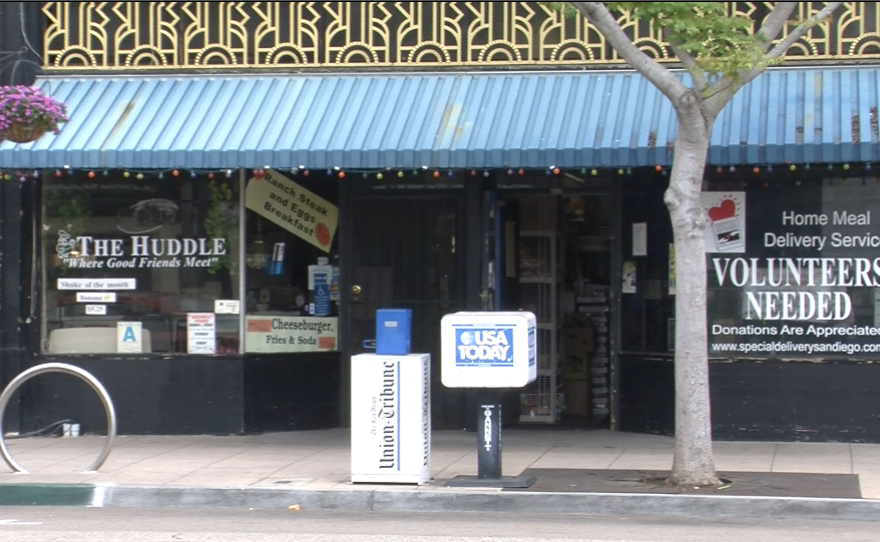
[41, 2, 880, 71]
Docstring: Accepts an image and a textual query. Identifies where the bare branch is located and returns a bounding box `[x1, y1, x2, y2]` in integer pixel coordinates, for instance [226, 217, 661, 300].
[753, 2, 799, 54]
[764, 2, 842, 61]
[667, 40, 707, 97]
[569, 2, 688, 105]
[704, 2, 842, 118]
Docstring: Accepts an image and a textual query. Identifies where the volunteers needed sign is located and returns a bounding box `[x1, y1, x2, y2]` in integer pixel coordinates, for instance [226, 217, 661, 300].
[245, 169, 338, 252]
[706, 189, 880, 357]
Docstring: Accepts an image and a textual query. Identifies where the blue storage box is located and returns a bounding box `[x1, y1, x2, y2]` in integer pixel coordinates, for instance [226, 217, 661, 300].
[376, 308, 412, 355]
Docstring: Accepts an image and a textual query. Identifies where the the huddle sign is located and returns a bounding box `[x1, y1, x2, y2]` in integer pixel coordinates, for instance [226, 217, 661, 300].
[441, 312, 536, 388]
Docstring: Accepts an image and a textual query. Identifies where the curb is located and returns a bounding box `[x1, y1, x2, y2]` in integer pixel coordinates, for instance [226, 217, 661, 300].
[3, 483, 880, 521]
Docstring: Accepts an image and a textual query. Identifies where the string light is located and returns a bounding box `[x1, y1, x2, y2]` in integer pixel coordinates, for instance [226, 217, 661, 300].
[22, 163, 871, 185]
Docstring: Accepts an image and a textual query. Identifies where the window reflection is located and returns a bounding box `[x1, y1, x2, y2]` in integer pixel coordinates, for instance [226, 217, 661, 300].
[42, 174, 241, 354]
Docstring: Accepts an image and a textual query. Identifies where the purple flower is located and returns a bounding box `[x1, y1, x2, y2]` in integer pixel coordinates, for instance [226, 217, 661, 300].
[0, 85, 68, 140]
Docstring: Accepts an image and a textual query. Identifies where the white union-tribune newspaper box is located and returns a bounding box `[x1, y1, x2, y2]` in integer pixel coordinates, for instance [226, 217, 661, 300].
[351, 353, 431, 484]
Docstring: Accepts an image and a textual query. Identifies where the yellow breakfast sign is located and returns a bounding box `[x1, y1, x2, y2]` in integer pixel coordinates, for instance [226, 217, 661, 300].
[245, 169, 338, 252]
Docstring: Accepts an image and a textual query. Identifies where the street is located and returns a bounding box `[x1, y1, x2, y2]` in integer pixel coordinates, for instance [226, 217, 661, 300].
[0, 507, 877, 542]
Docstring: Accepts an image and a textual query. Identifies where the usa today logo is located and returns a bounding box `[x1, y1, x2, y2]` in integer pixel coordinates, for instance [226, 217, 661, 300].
[455, 328, 514, 366]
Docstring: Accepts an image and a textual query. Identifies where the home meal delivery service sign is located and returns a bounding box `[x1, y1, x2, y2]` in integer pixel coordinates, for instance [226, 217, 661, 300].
[440, 312, 536, 388]
[705, 186, 880, 358]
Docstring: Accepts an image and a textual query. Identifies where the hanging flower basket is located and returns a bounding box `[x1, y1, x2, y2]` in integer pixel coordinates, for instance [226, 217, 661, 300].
[0, 85, 68, 144]
[3, 122, 46, 144]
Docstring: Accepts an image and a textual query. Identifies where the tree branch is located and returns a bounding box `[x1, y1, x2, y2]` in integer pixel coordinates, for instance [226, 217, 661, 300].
[761, 2, 843, 58]
[667, 40, 707, 97]
[753, 2, 799, 54]
[570, 2, 688, 105]
[703, 2, 842, 118]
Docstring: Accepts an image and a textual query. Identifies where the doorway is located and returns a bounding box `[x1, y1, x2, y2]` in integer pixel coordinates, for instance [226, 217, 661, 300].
[496, 192, 615, 428]
[343, 193, 468, 429]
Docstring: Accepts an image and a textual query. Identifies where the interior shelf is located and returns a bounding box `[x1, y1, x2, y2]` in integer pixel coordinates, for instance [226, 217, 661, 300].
[517, 196, 560, 423]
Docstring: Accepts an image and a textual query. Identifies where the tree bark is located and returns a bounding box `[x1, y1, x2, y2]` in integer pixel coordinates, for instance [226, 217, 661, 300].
[664, 92, 720, 487]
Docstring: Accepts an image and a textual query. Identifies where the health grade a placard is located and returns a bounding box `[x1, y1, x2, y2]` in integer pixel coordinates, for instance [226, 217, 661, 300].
[440, 312, 536, 388]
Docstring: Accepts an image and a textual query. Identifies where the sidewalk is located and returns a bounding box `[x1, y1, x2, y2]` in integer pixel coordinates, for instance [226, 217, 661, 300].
[2, 428, 880, 521]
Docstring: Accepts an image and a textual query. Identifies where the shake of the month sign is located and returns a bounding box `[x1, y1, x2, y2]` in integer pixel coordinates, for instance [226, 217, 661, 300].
[350, 353, 431, 485]
[245, 169, 338, 252]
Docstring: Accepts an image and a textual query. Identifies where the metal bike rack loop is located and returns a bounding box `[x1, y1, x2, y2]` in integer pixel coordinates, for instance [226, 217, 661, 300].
[0, 363, 117, 473]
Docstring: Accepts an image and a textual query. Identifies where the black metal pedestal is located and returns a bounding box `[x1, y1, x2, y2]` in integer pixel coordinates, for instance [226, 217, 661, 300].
[445, 390, 536, 488]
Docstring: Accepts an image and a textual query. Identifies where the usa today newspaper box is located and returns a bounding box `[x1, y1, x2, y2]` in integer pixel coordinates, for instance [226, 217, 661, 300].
[351, 353, 431, 484]
[440, 311, 536, 488]
[440, 312, 537, 388]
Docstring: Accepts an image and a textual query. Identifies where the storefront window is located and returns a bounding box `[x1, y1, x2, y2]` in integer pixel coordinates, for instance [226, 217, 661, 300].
[242, 169, 340, 354]
[707, 177, 880, 358]
[42, 173, 241, 354]
[620, 175, 675, 353]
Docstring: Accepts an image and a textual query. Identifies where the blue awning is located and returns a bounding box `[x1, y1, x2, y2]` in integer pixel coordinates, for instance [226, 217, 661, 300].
[2, 67, 878, 170]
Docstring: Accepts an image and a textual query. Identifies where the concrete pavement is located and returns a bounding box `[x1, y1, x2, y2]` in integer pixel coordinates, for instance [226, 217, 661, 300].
[2, 427, 880, 521]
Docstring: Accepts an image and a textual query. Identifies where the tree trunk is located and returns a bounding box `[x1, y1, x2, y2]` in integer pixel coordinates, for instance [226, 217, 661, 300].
[664, 94, 721, 487]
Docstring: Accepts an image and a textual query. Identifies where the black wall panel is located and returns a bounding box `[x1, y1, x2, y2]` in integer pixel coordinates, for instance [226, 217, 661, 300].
[243, 353, 341, 432]
[620, 354, 880, 443]
[20, 357, 245, 435]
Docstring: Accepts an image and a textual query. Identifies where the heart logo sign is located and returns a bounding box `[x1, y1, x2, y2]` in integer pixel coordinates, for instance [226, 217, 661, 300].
[708, 198, 737, 222]
[702, 192, 746, 253]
